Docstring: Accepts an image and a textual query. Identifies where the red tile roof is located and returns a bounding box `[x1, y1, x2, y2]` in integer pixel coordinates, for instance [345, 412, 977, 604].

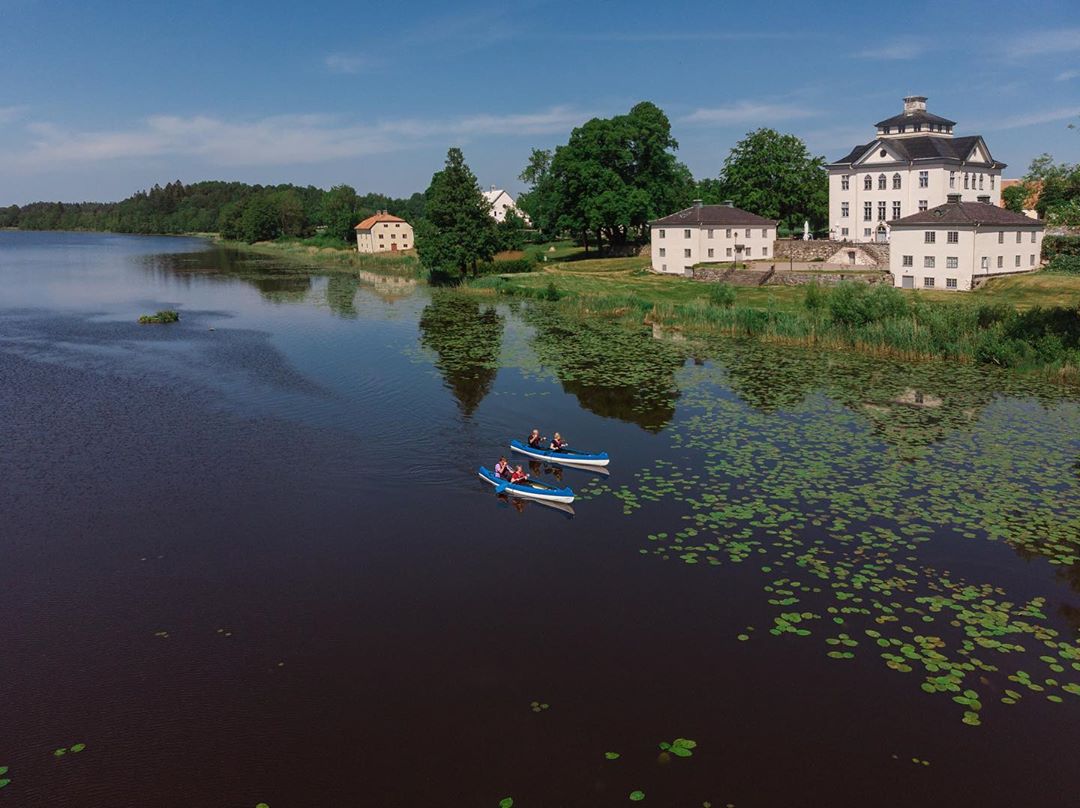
[354, 212, 407, 231]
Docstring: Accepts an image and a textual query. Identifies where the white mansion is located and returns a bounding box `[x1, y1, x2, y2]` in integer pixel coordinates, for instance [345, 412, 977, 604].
[828, 96, 1005, 244]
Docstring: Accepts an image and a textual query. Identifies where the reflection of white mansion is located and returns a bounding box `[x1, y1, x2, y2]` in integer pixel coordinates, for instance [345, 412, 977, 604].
[827, 97, 1005, 244]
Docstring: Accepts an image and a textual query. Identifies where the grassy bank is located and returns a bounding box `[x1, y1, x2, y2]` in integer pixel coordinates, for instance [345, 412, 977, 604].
[216, 237, 422, 276]
[465, 255, 1080, 381]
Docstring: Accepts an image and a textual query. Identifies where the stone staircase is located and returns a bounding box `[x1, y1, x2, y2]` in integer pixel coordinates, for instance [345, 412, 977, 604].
[721, 266, 774, 286]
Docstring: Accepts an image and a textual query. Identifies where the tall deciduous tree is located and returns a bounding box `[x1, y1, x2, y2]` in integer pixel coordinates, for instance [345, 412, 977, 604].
[518, 102, 694, 249]
[713, 129, 828, 232]
[415, 148, 498, 277]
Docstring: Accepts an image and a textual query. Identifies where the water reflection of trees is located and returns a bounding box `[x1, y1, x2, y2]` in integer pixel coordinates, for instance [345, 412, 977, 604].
[418, 294, 503, 418]
[326, 274, 360, 318]
[525, 308, 684, 432]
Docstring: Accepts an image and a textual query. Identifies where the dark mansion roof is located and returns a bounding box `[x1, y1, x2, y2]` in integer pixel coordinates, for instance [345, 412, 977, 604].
[650, 204, 775, 228]
[890, 200, 1044, 228]
[829, 135, 1005, 170]
[875, 109, 956, 129]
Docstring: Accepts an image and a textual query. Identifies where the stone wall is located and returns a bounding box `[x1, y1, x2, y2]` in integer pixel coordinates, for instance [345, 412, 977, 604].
[768, 270, 892, 287]
[773, 238, 890, 267]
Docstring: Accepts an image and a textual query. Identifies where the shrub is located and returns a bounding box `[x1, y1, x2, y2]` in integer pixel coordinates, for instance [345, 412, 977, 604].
[1046, 254, 1080, 275]
[803, 282, 827, 315]
[542, 281, 561, 301]
[709, 283, 736, 308]
[138, 310, 180, 324]
[828, 282, 870, 326]
[1043, 236, 1080, 260]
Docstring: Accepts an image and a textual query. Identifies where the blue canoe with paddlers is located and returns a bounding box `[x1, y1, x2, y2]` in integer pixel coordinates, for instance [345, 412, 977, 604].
[478, 466, 575, 504]
[509, 439, 610, 467]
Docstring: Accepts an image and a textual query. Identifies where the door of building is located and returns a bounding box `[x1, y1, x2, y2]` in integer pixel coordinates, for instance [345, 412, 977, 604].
[876, 225, 888, 243]
[902, 275, 914, 289]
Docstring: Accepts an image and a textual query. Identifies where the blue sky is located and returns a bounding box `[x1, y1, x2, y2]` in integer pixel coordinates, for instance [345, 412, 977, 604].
[2, 0, 1079, 204]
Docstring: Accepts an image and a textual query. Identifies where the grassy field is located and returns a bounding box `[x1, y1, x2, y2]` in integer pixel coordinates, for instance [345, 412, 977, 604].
[218, 238, 422, 276]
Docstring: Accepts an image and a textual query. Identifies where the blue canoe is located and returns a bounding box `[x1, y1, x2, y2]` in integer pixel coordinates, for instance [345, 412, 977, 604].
[478, 466, 575, 504]
[510, 439, 610, 467]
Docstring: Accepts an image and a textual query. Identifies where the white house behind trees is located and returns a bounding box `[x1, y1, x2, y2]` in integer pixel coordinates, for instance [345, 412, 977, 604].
[649, 201, 777, 275]
[888, 195, 1044, 291]
[481, 186, 530, 225]
[827, 96, 1005, 244]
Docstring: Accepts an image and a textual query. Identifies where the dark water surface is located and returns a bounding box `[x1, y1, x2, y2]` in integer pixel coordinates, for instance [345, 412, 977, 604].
[2, 231, 1079, 807]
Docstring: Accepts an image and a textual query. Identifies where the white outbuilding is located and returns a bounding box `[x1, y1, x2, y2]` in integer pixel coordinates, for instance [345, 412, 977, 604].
[649, 201, 777, 275]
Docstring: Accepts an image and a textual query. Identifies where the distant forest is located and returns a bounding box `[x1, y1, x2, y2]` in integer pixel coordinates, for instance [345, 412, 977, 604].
[0, 181, 426, 244]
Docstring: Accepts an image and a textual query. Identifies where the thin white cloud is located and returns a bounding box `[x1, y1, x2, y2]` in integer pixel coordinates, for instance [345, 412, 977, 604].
[681, 102, 817, 126]
[324, 53, 375, 74]
[1006, 29, 1080, 58]
[2, 106, 595, 172]
[980, 106, 1080, 130]
[0, 105, 28, 125]
[578, 31, 800, 42]
[1056, 69, 1080, 81]
[854, 37, 926, 60]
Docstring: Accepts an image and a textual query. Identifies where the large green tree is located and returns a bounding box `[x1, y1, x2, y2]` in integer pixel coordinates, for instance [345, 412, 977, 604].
[320, 184, 362, 242]
[711, 128, 828, 232]
[518, 102, 695, 249]
[415, 147, 498, 277]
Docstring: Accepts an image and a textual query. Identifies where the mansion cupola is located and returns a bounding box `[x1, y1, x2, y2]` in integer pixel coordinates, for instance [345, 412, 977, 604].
[875, 96, 955, 139]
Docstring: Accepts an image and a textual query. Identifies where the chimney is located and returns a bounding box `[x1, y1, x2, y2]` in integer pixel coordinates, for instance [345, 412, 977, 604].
[903, 95, 928, 113]
[977, 195, 990, 204]
[947, 193, 962, 204]
[722, 200, 734, 208]
[692, 199, 703, 208]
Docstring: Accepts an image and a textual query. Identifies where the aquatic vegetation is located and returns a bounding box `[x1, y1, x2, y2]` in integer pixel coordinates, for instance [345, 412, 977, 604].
[604, 752, 621, 760]
[629, 790, 646, 801]
[498, 800, 513, 808]
[530, 701, 550, 713]
[138, 309, 180, 324]
[658, 738, 697, 758]
[0, 765, 9, 789]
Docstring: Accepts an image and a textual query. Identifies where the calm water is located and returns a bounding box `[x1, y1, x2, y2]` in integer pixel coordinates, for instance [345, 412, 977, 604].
[2, 231, 1079, 807]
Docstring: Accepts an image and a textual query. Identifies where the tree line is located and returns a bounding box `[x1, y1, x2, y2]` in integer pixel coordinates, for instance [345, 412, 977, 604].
[0, 180, 426, 244]
[1004, 155, 1080, 227]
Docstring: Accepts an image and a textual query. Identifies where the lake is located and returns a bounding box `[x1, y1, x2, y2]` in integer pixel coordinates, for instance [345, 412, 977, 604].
[2, 231, 1079, 808]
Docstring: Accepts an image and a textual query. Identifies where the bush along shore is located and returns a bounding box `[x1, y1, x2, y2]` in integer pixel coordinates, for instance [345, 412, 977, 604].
[468, 276, 1080, 382]
[138, 310, 180, 324]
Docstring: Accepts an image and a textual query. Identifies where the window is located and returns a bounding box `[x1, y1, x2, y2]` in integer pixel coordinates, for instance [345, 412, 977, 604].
[659, 229, 665, 238]
[1015, 255, 1021, 267]
[1030, 231, 1036, 243]
[979, 174, 984, 190]
[661, 264, 667, 272]
[745, 228, 750, 238]
[902, 255, 913, 267]
[918, 200, 928, 212]
[395, 223, 400, 227]
[892, 202, 901, 219]
[924, 231, 936, 243]
[841, 227, 849, 236]
[841, 175, 850, 190]
[707, 229, 714, 239]
[997, 256, 1003, 268]
[915, 124, 923, 132]
[659, 248, 666, 257]
[378, 233, 384, 239]
[763, 246, 768, 257]
[964, 173, 969, 189]
[947, 231, 958, 244]
[947, 257, 958, 269]
[707, 248, 714, 258]
[924, 277, 935, 287]
[878, 174, 887, 190]
[981, 256, 989, 270]
[946, 278, 958, 289]
[761, 228, 767, 238]
[725, 228, 732, 238]
[892, 173, 901, 190]
[990, 175, 995, 190]
[898, 125, 906, 133]
[684, 229, 691, 238]
[1030, 254, 1036, 266]
[998, 232, 1004, 244]
[725, 247, 732, 257]
[863, 228, 872, 237]
[841, 202, 849, 217]
[684, 249, 692, 258]
[919, 171, 929, 188]
[949, 171, 956, 189]
[877, 202, 886, 220]
[864, 202, 872, 221]
[864, 175, 873, 190]
[924, 256, 935, 268]
[1015, 232, 1022, 244]
[745, 247, 752, 257]
[880, 148, 887, 157]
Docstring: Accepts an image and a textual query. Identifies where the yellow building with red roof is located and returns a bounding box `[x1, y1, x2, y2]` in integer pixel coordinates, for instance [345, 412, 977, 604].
[354, 211, 413, 253]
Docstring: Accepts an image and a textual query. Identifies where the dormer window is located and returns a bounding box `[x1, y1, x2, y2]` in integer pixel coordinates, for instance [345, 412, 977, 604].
[892, 173, 901, 190]
[898, 125, 906, 133]
[864, 175, 872, 190]
[878, 174, 887, 190]
[883, 127, 890, 134]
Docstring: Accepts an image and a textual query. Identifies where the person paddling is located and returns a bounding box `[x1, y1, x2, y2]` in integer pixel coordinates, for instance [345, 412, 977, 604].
[510, 465, 529, 484]
[494, 456, 512, 480]
[527, 429, 545, 449]
[549, 432, 568, 452]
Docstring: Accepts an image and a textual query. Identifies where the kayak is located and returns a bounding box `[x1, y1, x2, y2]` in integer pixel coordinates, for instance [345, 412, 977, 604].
[510, 439, 610, 467]
[478, 466, 575, 504]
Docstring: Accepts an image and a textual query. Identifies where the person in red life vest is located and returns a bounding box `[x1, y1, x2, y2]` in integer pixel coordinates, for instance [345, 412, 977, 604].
[510, 465, 529, 484]
[494, 456, 512, 480]
[549, 432, 568, 451]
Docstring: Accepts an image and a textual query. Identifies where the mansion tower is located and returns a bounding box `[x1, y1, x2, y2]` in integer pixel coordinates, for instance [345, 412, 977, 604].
[827, 96, 1004, 243]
